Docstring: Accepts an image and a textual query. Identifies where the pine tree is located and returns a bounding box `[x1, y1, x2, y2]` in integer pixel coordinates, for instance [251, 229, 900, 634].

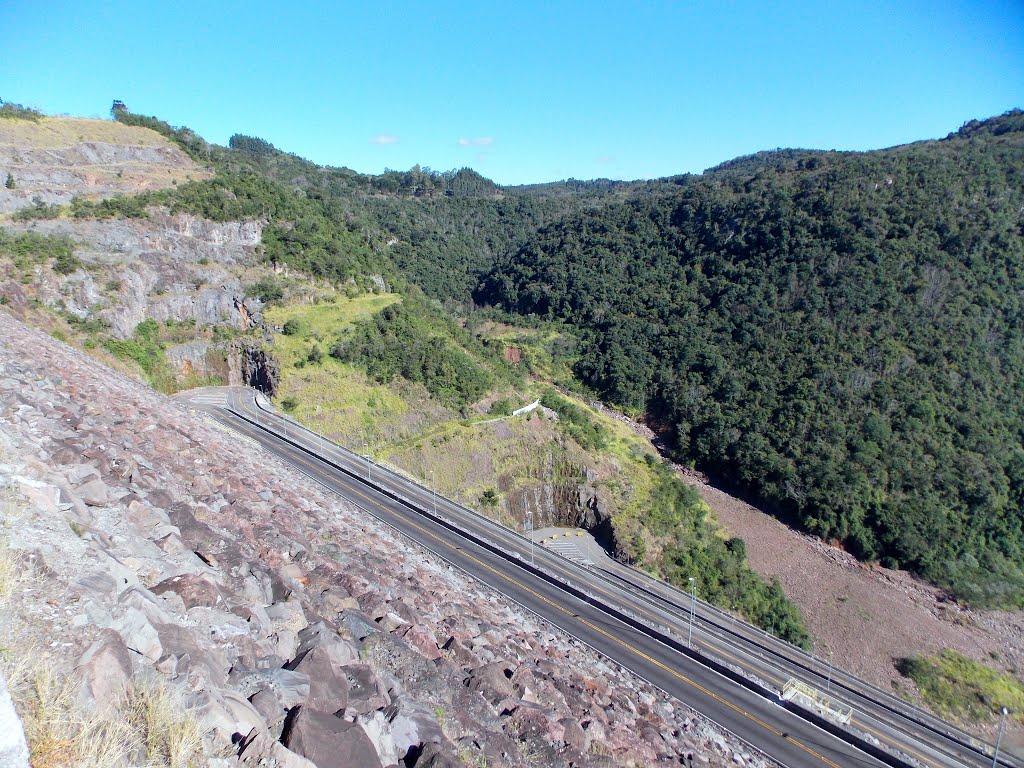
[4, 173, 13, 190]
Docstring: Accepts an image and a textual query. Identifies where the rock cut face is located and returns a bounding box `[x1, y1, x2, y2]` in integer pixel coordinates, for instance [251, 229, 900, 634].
[0, 116, 211, 213]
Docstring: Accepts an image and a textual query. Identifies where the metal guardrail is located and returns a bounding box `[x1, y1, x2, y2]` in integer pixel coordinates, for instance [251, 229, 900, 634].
[239, 389, 1019, 768]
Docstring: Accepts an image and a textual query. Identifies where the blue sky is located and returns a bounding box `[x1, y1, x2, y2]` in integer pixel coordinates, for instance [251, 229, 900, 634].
[3, 1, 1022, 185]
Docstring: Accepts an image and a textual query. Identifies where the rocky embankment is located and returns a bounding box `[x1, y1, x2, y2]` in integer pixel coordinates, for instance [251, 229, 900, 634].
[0, 310, 766, 767]
[8, 212, 264, 336]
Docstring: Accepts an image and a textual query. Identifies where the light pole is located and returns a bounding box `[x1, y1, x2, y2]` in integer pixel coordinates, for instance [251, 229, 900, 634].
[525, 512, 534, 565]
[688, 577, 696, 649]
[827, 650, 834, 692]
[364, 440, 371, 481]
[431, 471, 436, 515]
[993, 707, 1008, 768]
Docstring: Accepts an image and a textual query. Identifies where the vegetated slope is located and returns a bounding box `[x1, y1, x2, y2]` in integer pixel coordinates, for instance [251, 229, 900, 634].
[108, 109, 660, 304]
[478, 110, 1024, 608]
[267, 289, 809, 644]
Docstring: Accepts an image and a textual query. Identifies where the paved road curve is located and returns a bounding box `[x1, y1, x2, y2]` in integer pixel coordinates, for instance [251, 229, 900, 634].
[188, 391, 904, 768]
[184, 387, 1019, 768]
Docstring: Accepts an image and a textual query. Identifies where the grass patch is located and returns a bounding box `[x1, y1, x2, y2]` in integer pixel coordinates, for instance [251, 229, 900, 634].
[0, 535, 20, 602]
[898, 649, 1024, 724]
[263, 290, 401, 341]
[0, 116, 178, 149]
[125, 680, 204, 767]
[5, 651, 139, 768]
[3, 649, 204, 768]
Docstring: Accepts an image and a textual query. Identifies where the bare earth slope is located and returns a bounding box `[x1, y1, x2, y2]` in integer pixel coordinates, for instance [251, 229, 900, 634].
[695, 477, 1024, 754]
[0, 309, 764, 767]
[0, 116, 210, 213]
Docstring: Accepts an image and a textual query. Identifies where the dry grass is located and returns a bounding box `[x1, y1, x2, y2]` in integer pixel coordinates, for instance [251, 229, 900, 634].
[5, 651, 139, 768]
[124, 680, 204, 767]
[0, 535, 19, 603]
[3, 648, 204, 768]
[0, 117, 179, 150]
[0, 116, 211, 194]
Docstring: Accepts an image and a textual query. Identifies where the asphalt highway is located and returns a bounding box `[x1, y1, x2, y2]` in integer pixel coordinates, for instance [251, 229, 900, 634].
[195, 393, 902, 768]
[189, 387, 1019, 768]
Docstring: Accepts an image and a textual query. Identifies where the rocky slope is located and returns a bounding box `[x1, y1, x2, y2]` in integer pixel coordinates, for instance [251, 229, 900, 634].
[0, 209, 287, 393]
[0, 116, 209, 213]
[0, 309, 766, 767]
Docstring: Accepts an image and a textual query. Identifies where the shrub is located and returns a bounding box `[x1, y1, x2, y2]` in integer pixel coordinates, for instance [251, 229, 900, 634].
[52, 250, 82, 275]
[898, 650, 1024, 724]
[488, 397, 515, 417]
[282, 317, 304, 336]
[247, 277, 285, 305]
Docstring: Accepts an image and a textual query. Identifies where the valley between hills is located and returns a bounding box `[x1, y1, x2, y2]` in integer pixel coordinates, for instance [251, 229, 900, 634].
[1, 102, 1023, 765]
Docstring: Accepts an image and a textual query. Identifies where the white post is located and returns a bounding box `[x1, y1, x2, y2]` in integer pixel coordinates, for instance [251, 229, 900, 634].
[993, 707, 1008, 768]
[827, 651, 834, 692]
[688, 577, 696, 649]
[431, 471, 436, 515]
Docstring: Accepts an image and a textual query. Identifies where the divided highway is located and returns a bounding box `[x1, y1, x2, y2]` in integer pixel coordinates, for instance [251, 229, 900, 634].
[190, 388, 1018, 768]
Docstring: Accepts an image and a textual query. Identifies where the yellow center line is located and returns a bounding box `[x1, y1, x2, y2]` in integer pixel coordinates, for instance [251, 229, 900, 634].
[230, 412, 852, 768]
[246, 403, 794, 688]
[237, 404, 952, 768]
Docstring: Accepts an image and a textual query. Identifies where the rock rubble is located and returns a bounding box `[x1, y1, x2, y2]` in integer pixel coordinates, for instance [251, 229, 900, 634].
[0, 310, 769, 767]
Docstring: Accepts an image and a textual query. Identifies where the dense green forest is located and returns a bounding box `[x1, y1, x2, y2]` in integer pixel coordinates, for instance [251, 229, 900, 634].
[478, 111, 1024, 607]
[106, 108, 645, 301]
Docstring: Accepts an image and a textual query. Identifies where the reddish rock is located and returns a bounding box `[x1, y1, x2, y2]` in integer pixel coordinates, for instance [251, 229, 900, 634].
[152, 573, 224, 608]
[282, 707, 383, 768]
[76, 629, 133, 707]
[290, 645, 348, 713]
[400, 623, 441, 660]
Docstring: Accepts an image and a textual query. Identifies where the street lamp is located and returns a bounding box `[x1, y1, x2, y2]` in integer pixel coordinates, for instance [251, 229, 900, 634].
[688, 577, 696, 649]
[993, 707, 1009, 768]
[525, 512, 534, 565]
[827, 650, 834, 692]
[431, 470, 436, 515]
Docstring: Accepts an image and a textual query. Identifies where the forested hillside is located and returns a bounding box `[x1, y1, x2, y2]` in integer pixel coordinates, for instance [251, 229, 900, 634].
[479, 111, 1024, 607]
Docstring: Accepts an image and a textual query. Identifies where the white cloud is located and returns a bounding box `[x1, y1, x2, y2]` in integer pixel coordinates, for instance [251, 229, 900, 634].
[457, 137, 494, 147]
[597, 154, 613, 163]
[369, 134, 399, 145]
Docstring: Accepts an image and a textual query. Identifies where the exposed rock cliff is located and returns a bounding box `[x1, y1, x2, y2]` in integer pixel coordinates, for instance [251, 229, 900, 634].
[9, 213, 264, 337]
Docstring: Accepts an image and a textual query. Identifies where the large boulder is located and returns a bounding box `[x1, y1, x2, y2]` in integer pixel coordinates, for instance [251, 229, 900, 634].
[76, 629, 133, 708]
[282, 708, 383, 768]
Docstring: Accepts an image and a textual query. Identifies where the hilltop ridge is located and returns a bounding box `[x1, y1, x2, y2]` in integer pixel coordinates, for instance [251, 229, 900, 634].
[0, 115, 209, 214]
